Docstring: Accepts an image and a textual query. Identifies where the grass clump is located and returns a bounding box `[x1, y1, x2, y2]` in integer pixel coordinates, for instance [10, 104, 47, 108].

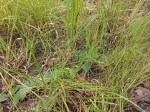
[0, 0, 150, 111]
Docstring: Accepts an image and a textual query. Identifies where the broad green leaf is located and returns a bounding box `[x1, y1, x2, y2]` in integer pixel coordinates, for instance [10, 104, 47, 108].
[13, 85, 20, 93]
[44, 70, 64, 81]
[82, 62, 92, 73]
[13, 80, 33, 105]
[98, 54, 110, 65]
[14, 86, 31, 105]
[15, 87, 31, 101]
[0, 94, 8, 102]
[35, 79, 44, 85]
[74, 50, 86, 60]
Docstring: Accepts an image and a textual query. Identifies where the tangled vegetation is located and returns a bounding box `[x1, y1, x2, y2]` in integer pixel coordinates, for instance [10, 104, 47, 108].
[0, 0, 150, 111]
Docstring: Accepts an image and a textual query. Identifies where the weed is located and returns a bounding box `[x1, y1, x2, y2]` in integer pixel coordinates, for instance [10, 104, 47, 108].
[0, 0, 150, 111]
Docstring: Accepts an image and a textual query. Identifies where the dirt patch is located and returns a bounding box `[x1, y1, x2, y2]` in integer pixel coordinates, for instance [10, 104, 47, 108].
[0, 30, 8, 40]
[20, 97, 37, 112]
[0, 79, 2, 93]
[129, 86, 150, 112]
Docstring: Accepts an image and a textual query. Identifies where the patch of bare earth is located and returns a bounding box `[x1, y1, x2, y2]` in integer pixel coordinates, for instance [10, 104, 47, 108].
[128, 84, 150, 112]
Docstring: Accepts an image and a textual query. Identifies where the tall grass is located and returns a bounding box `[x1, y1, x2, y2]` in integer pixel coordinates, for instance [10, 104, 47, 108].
[0, 0, 150, 111]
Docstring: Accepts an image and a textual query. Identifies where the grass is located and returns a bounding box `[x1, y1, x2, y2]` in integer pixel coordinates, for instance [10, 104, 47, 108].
[0, 0, 150, 111]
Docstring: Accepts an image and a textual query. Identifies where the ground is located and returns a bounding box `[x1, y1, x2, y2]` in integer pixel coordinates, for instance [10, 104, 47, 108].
[0, 0, 150, 112]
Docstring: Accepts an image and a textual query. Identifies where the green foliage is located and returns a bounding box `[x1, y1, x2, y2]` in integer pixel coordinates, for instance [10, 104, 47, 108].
[0, 0, 149, 111]
[0, 94, 9, 102]
[14, 86, 31, 105]
[82, 62, 92, 73]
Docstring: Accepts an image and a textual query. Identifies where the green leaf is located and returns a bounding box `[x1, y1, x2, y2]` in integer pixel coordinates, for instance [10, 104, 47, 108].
[15, 86, 31, 101]
[13, 86, 31, 105]
[74, 50, 86, 60]
[82, 62, 92, 73]
[13, 80, 33, 105]
[13, 85, 20, 93]
[44, 69, 64, 81]
[0, 94, 9, 102]
[35, 79, 44, 85]
[98, 54, 110, 65]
